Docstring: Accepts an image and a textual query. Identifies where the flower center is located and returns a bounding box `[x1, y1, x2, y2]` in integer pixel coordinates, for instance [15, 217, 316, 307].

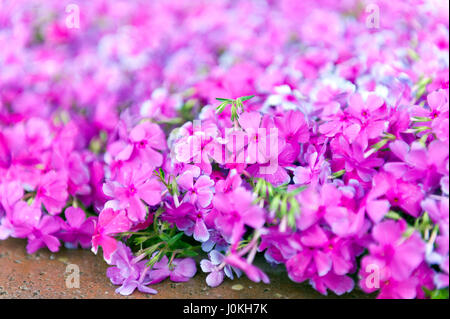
[36, 187, 46, 197]
[138, 140, 147, 149]
[128, 184, 137, 196]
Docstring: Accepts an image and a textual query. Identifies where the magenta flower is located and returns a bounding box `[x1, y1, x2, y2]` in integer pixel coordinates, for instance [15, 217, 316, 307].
[371, 172, 423, 217]
[404, 140, 449, 191]
[178, 172, 215, 208]
[319, 102, 361, 142]
[331, 136, 384, 182]
[300, 225, 356, 276]
[162, 202, 209, 243]
[34, 171, 68, 215]
[148, 255, 197, 284]
[0, 180, 23, 217]
[296, 183, 347, 231]
[293, 145, 330, 187]
[346, 93, 387, 141]
[363, 220, 426, 285]
[0, 132, 11, 169]
[66, 153, 91, 197]
[114, 122, 167, 167]
[213, 187, 265, 243]
[103, 166, 162, 222]
[59, 207, 96, 249]
[273, 110, 310, 149]
[363, 173, 391, 223]
[92, 208, 131, 263]
[11, 202, 62, 254]
[174, 121, 221, 175]
[309, 272, 355, 296]
[236, 112, 267, 164]
[25, 215, 62, 254]
[214, 170, 242, 194]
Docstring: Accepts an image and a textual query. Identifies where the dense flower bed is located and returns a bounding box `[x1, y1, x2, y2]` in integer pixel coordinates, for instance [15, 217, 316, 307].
[0, 0, 448, 299]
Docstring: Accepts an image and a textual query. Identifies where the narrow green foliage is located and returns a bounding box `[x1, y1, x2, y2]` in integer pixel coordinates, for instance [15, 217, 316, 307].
[215, 95, 256, 121]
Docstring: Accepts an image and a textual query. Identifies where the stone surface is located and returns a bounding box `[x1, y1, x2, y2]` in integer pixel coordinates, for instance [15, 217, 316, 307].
[0, 238, 373, 299]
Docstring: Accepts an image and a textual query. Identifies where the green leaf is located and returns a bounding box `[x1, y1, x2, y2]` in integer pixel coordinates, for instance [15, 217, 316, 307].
[331, 169, 346, 179]
[240, 95, 255, 102]
[216, 101, 230, 114]
[288, 186, 307, 196]
[386, 211, 402, 220]
[181, 250, 199, 257]
[167, 232, 184, 247]
[269, 194, 281, 212]
[159, 168, 165, 180]
[134, 236, 151, 245]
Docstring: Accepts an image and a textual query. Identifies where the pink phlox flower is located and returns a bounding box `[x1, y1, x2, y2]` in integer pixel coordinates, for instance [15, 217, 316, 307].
[10, 201, 62, 254]
[319, 101, 361, 142]
[213, 187, 265, 243]
[34, 170, 68, 215]
[66, 152, 91, 197]
[293, 144, 330, 187]
[58, 207, 96, 249]
[103, 165, 162, 222]
[92, 208, 131, 263]
[346, 93, 387, 143]
[174, 121, 221, 175]
[296, 183, 345, 231]
[214, 169, 242, 194]
[162, 201, 210, 243]
[274, 110, 310, 149]
[366, 220, 426, 283]
[178, 171, 215, 208]
[113, 122, 167, 167]
[259, 227, 299, 264]
[331, 136, 384, 183]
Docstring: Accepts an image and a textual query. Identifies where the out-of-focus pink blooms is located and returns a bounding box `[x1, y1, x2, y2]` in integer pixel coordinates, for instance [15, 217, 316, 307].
[140, 88, 182, 121]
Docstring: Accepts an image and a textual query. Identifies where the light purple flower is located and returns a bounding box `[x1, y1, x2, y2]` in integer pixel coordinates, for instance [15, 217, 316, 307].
[148, 255, 197, 284]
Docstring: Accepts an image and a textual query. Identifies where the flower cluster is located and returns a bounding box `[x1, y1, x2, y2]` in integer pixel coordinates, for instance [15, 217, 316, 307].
[0, 0, 448, 299]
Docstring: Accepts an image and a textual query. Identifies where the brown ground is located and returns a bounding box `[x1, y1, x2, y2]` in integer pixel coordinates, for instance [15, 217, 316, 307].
[0, 238, 373, 299]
